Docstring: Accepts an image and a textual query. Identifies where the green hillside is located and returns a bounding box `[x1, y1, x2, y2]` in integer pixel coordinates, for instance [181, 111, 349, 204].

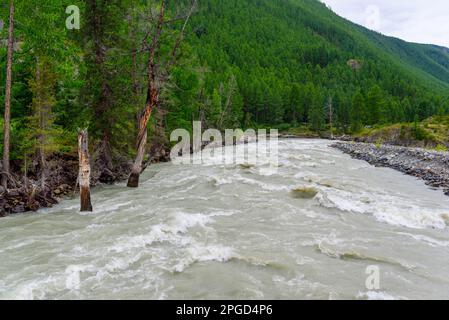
[182, 0, 449, 130]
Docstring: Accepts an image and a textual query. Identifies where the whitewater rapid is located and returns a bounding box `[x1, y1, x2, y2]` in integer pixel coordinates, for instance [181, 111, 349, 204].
[1, 139, 449, 300]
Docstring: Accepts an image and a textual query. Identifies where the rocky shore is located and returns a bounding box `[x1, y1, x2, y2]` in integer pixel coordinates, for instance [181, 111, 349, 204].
[332, 142, 449, 196]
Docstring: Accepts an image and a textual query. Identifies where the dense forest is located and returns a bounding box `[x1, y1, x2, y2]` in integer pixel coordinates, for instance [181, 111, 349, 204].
[1, 0, 449, 212]
[187, 0, 449, 130]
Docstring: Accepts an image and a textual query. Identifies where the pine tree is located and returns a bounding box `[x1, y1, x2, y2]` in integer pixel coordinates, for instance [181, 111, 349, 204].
[83, 0, 128, 174]
[350, 91, 365, 133]
[208, 89, 222, 127]
[27, 57, 59, 187]
[2, 0, 14, 189]
[309, 95, 324, 132]
[286, 84, 304, 125]
[366, 85, 384, 124]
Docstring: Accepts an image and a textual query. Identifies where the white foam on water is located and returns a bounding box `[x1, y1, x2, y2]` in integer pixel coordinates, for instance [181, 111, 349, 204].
[171, 243, 237, 273]
[177, 175, 199, 184]
[165, 212, 213, 234]
[397, 232, 449, 248]
[235, 174, 291, 192]
[272, 274, 327, 295]
[288, 154, 312, 161]
[174, 183, 200, 195]
[2, 275, 63, 300]
[296, 255, 315, 266]
[357, 291, 402, 300]
[320, 159, 336, 165]
[91, 201, 133, 215]
[209, 175, 235, 186]
[65, 264, 96, 290]
[0, 238, 36, 253]
[316, 188, 448, 230]
[257, 167, 279, 176]
[293, 171, 318, 180]
[108, 212, 212, 254]
[208, 210, 238, 217]
[301, 162, 319, 168]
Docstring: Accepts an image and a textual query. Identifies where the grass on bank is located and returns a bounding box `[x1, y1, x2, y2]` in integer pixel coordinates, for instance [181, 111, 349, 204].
[278, 116, 449, 151]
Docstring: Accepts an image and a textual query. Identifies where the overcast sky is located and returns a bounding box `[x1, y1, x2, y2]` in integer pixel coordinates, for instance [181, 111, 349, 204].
[320, 0, 449, 48]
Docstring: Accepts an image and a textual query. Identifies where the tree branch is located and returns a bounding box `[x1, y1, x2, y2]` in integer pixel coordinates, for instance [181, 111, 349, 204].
[166, 0, 198, 71]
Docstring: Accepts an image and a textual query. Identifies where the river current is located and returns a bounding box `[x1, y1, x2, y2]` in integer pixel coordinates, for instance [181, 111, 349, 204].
[1, 139, 449, 300]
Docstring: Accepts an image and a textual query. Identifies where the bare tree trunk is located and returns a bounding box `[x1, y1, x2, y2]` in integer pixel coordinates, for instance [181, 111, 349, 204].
[78, 130, 93, 212]
[2, 0, 14, 190]
[127, 0, 166, 188]
[328, 96, 334, 139]
[127, 97, 155, 187]
[127, 0, 197, 188]
[167, 0, 198, 69]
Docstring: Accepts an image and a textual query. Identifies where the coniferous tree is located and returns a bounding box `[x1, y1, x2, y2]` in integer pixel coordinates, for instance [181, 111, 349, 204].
[82, 0, 129, 179]
[350, 91, 365, 133]
[309, 94, 324, 132]
[2, 0, 14, 189]
[366, 85, 384, 125]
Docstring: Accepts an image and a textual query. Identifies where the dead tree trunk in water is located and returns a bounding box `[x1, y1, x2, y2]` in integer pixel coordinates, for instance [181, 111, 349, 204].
[127, 0, 166, 188]
[127, 0, 197, 188]
[2, 0, 14, 189]
[127, 103, 153, 187]
[78, 130, 93, 212]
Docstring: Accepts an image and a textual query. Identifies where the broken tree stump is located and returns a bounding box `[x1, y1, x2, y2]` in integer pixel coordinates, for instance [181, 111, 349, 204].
[78, 129, 92, 212]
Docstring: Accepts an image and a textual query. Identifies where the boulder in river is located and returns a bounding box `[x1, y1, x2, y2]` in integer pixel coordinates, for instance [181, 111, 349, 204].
[291, 187, 319, 199]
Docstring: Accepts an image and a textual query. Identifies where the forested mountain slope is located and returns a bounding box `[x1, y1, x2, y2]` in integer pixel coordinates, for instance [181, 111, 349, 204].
[184, 0, 449, 129]
[357, 26, 449, 87]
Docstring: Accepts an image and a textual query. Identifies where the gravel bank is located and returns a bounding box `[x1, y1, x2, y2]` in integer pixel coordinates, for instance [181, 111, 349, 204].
[332, 142, 449, 196]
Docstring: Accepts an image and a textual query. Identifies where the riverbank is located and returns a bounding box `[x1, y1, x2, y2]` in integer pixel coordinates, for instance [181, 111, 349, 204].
[332, 142, 449, 196]
[4, 136, 449, 216]
[0, 147, 170, 217]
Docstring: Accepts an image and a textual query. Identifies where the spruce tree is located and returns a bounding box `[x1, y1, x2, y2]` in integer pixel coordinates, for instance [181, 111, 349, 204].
[350, 91, 365, 133]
